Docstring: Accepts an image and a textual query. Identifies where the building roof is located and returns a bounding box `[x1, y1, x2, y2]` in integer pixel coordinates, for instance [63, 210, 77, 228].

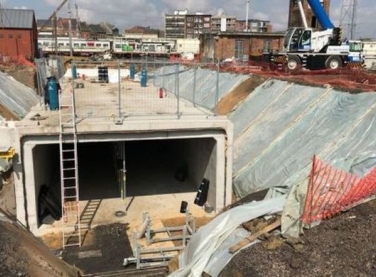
[87, 24, 107, 34]
[0, 9, 35, 29]
[37, 19, 53, 28]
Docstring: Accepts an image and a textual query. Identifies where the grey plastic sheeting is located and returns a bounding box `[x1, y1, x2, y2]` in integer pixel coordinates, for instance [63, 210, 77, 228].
[154, 65, 249, 110]
[169, 196, 286, 277]
[0, 71, 39, 120]
[230, 80, 376, 199]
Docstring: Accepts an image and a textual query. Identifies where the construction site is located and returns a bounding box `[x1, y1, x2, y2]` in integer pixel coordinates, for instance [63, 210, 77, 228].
[1, 0, 376, 276]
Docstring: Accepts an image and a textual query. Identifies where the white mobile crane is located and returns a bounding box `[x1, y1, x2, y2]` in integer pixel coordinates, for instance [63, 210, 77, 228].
[269, 0, 364, 72]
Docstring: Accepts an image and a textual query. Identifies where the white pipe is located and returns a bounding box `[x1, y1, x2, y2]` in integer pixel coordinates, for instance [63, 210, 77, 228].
[297, 0, 308, 28]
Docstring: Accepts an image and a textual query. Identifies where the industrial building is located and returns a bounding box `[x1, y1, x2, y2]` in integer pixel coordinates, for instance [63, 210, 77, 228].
[0, 9, 38, 60]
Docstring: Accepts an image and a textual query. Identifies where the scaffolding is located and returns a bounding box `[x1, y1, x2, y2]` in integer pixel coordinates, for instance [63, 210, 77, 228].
[340, 0, 358, 40]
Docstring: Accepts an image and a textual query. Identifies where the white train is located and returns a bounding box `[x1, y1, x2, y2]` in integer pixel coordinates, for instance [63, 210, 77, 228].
[38, 35, 178, 58]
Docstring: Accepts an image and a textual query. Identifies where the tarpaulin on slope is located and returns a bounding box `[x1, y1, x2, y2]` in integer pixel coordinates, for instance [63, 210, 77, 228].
[230, 79, 376, 199]
[169, 196, 286, 277]
[0, 71, 39, 120]
[154, 65, 249, 110]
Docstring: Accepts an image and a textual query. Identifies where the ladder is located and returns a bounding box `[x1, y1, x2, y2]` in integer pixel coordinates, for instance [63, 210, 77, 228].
[59, 76, 81, 248]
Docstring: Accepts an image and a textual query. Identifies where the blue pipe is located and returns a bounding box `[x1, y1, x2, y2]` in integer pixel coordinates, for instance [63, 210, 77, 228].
[307, 0, 334, 29]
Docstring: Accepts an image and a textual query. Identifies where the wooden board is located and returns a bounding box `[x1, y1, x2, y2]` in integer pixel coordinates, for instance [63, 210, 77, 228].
[229, 218, 281, 253]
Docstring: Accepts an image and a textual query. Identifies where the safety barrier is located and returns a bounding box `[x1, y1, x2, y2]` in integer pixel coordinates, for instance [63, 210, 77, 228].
[301, 156, 376, 225]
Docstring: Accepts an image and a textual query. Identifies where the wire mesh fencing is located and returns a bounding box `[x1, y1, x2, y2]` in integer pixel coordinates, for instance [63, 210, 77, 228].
[56, 59, 221, 119]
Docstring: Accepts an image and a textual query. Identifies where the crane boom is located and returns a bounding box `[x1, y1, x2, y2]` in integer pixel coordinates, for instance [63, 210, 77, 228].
[38, 0, 69, 33]
[306, 0, 334, 29]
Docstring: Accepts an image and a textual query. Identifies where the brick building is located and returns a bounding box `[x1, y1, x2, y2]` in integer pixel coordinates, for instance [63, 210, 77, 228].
[200, 32, 285, 62]
[165, 10, 212, 39]
[0, 9, 38, 60]
[236, 19, 272, 33]
[288, 0, 331, 29]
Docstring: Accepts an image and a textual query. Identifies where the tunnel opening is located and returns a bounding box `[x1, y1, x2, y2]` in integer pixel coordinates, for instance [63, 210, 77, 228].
[33, 137, 217, 229]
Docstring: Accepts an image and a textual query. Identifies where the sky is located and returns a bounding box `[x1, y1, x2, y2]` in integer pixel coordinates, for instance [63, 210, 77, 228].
[2, 0, 376, 39]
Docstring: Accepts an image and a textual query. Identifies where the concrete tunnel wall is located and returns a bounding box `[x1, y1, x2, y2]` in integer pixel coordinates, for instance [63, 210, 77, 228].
[182, 137, 221, 210]
[16, 130, 229, 232]
[32, 144, 59, 226]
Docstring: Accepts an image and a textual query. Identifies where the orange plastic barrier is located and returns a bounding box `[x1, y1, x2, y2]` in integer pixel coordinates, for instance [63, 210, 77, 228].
[301, 156, 376, 224]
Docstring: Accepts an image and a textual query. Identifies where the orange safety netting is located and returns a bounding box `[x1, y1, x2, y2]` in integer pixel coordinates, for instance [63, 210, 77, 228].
[301, 156, 376, 225]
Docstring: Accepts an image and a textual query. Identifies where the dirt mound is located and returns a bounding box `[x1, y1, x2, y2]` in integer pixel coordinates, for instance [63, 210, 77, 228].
[0, 64, 37, 90]
[0, 217, 80, 277]
[219, 199, 376, 277]
[217, 75, 266, 115]
[215, 61, 376, 93]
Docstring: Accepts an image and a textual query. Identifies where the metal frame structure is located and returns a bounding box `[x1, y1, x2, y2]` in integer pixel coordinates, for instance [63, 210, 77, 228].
[123, 208, 196, 269]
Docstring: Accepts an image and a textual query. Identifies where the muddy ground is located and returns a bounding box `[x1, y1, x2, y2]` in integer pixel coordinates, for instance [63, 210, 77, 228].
[219, 199, 376, 277]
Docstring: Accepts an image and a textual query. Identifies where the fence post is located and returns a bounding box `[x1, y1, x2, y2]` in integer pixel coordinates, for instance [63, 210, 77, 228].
[193, 65, 197, 107]
[215, 62, 220, 115]
[118, 60, 121, 118]
[162, 60, 166, 89]
[153, 55, 156, 86]
[175, 63, 180, 118]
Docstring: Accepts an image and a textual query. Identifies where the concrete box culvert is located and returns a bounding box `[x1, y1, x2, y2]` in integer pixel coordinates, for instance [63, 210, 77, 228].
[15, 130, 232, 234]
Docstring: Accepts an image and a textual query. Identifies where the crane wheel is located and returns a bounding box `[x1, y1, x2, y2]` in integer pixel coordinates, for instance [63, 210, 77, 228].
[325, 56, 343, 70]
[285, 55, 301, 73]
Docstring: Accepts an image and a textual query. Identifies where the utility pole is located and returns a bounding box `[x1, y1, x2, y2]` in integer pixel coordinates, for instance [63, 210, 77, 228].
[340, 0, 358, 40]
[245, 0, 249, 32]
[68, 0, 73, 56]
[54, 12, 58, 57]
[75, 4, 80, 38]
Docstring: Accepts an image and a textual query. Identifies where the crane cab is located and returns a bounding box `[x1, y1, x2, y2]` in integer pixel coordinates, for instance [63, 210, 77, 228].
[284, 27, 313, 52]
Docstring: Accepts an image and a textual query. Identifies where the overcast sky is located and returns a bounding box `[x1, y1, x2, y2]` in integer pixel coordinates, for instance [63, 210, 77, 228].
[3, 0, 376, 38]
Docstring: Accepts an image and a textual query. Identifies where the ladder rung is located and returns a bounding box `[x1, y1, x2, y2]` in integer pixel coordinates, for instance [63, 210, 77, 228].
[64, 242, 81, 247]
[64, 186, 76, 189]
[63, 232, 81, 237]
[63, 158, 76, 161]
[63, 167, 76, 171]
[62, 149, 75, 152]
[63, 177, 76, 180]
[63, 196, 78, 200]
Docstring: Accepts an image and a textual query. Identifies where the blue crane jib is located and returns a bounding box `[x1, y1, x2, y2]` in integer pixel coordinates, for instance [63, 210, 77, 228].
[306, 0, 334, 29]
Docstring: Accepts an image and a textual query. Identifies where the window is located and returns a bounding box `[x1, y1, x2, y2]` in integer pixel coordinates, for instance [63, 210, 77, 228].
[234, 40, 243, 60]
[17, 34, 22, 39]
[263, 40, 272, 52]
[8, 34, 13, 39]
[0, 34, 3, 38]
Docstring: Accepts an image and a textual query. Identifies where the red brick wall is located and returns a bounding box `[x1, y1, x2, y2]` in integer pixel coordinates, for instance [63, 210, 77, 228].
[213, 35, 284, 60]
[0, 29, 34, 59]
